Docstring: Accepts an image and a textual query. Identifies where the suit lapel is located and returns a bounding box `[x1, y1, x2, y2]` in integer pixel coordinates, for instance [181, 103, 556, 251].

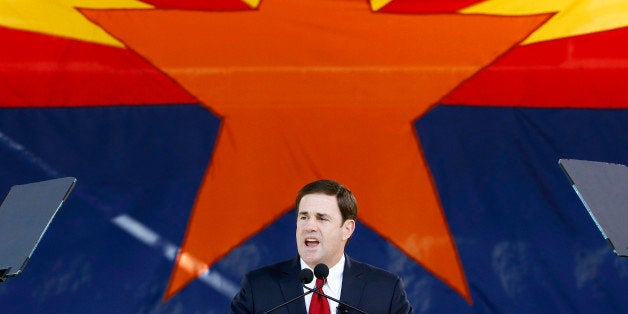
[278, 257, 307, 314]
[339, 256, 367, 312]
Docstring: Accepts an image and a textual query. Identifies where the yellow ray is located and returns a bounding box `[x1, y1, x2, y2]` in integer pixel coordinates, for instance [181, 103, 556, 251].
[0, 0, 152, 47]
[241, 0, 261, 9]
[370, 0, 393, 11]
[461, 0, 628, 44]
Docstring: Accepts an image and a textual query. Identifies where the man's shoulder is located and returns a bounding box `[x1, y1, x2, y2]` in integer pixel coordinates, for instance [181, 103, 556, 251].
[245, 257, 297, 280]
[346, 257, 403, 283]
[343, 257, 414, 313]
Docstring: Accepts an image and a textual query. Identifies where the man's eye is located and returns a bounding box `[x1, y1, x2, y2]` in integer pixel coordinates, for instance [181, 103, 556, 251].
[299, 216, 307, 220]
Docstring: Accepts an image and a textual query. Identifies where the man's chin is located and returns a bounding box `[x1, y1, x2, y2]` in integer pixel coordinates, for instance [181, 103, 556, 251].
[299, 252, 321, 266]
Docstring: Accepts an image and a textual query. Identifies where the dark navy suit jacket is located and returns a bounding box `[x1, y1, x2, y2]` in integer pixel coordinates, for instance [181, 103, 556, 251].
[230, 255, 414, 314]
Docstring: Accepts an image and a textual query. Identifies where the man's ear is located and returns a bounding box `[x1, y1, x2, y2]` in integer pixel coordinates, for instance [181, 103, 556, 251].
[342, 219, 355, 240]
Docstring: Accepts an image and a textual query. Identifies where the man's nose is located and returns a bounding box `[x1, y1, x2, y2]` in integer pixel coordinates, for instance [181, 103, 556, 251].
[304, 218, 318, 231]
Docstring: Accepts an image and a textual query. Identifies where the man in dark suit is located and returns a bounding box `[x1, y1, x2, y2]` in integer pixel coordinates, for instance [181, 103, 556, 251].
[230, 179, 414, 313]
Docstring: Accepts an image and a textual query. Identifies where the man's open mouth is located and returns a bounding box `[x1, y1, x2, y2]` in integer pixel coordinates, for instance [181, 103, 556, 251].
[305, 238, 320, 247]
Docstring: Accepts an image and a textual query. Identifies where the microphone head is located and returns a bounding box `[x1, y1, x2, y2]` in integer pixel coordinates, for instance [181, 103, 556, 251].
[313, 263, 329, 279]
[299, 268, 314, 284]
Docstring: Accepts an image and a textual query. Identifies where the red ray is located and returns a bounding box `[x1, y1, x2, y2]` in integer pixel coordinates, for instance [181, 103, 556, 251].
[443, 27, 628, 109]
[0, 26, 194, 107]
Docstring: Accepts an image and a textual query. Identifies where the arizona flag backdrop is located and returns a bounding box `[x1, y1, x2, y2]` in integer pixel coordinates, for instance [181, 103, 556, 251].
[0, 0, 626, 313]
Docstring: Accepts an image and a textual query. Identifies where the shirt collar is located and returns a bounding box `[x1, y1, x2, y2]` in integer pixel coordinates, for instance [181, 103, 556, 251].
[299, 255, 345, 291]
[326, 254, 344, 294]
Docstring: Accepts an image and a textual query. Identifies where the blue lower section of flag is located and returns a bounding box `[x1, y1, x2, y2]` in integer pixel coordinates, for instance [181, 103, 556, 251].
[0, 105, 625, 313]
[416, 105, 628, 313]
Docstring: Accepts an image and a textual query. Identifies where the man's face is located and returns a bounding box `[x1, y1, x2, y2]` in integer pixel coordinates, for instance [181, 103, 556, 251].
[296, 193, 355, 269]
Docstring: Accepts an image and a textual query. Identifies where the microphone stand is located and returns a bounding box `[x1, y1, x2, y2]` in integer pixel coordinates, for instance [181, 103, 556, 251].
[262, 281, 326, 314]
[303, 284, 369, 314]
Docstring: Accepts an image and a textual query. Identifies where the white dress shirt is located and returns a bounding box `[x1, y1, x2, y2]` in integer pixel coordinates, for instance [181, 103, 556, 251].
[301, 255, 345, 313]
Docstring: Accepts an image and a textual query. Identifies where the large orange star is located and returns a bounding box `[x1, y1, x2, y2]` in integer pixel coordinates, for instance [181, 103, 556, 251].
[83, 0, 547, 302]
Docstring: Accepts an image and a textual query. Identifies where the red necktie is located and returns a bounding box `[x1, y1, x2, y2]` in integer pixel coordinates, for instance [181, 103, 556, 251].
[309, 278, 331, 314]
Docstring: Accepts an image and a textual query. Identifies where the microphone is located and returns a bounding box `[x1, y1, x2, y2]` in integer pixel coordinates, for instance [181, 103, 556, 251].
[299, 267, 314, 284]
[262, 268, 323, 314]
[306, 263, 369, 314]
[314, 263, 329, 280]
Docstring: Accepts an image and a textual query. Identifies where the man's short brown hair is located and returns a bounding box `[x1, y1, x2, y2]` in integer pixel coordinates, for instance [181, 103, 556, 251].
[295, 179, 357, 223]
